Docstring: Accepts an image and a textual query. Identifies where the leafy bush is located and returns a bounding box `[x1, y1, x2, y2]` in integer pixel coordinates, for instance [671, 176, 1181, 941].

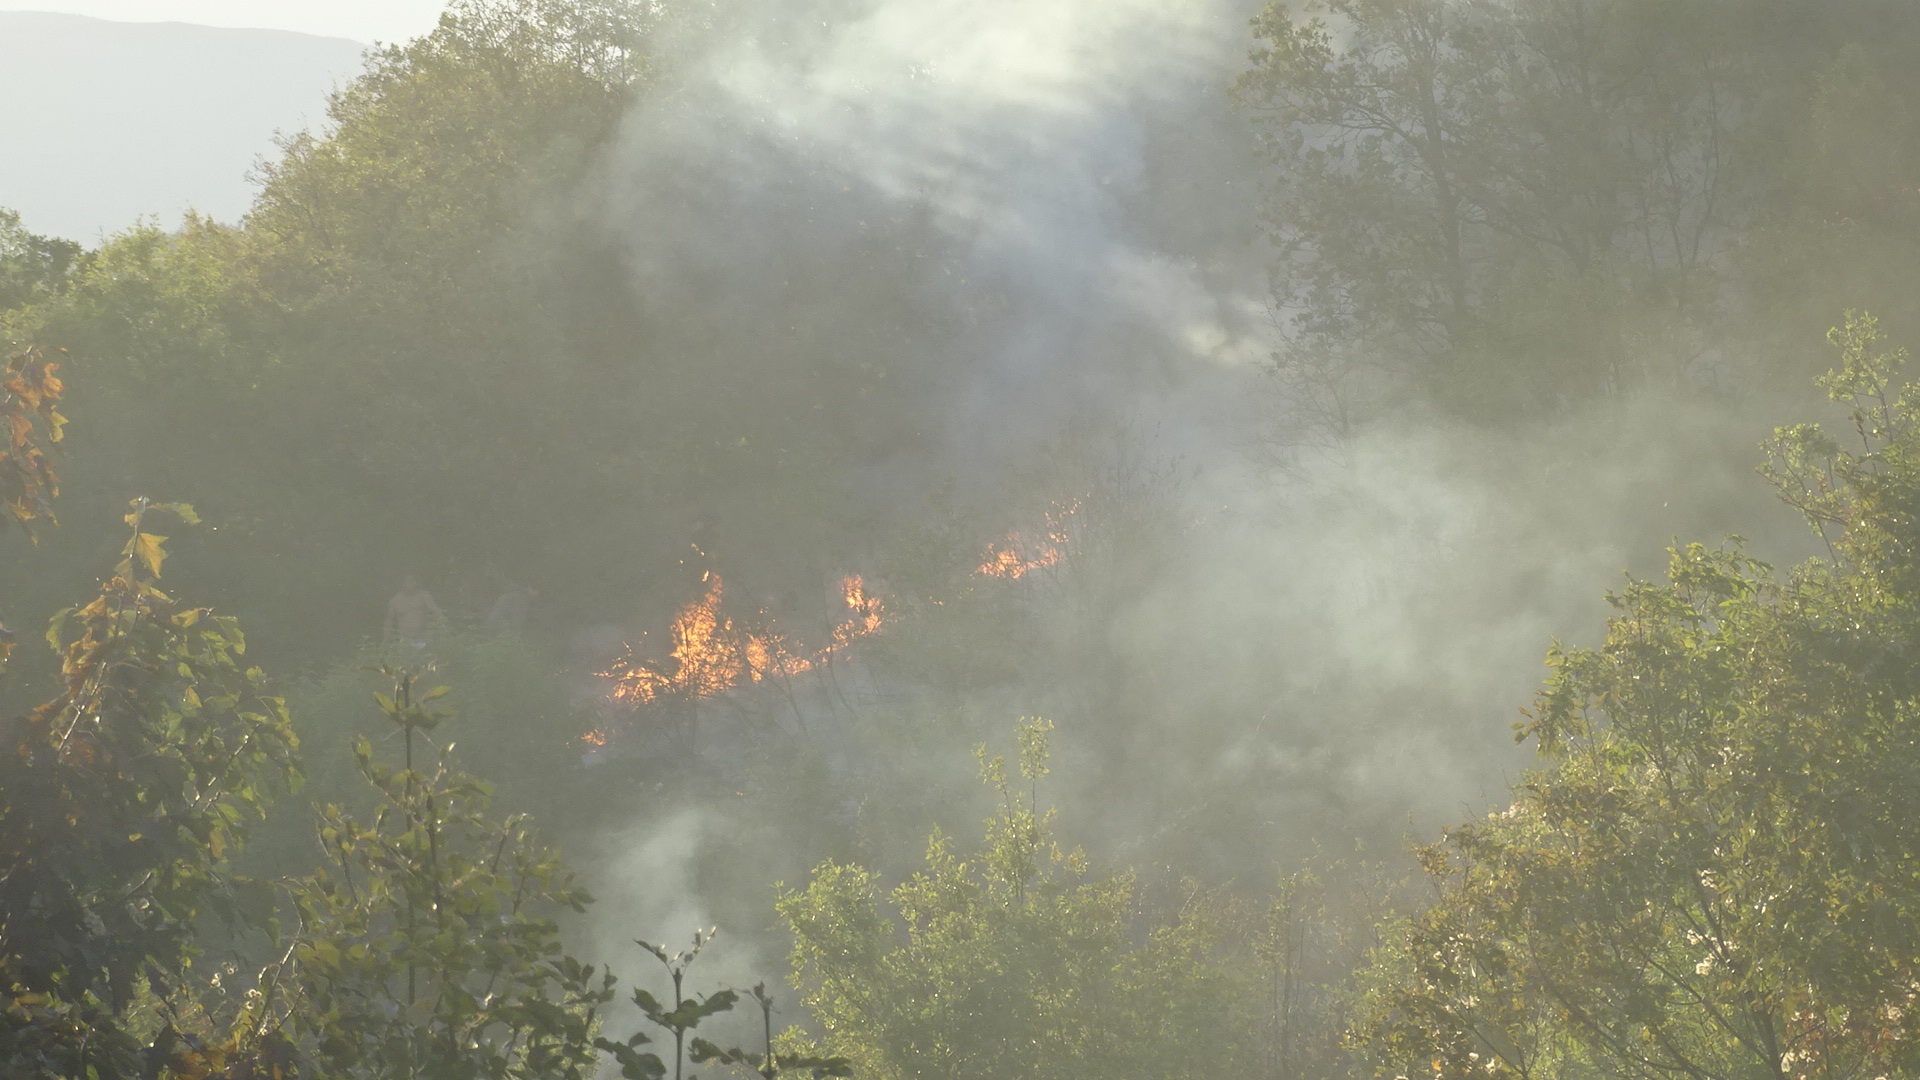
[778, 717, 1258, 1080]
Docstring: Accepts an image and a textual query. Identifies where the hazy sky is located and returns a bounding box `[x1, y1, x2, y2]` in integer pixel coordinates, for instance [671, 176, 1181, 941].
[0, 2, 448, 42]
[0, 11, 368, 237]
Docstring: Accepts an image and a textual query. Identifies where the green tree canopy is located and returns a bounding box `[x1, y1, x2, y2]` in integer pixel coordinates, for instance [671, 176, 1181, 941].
[1235, 0, 1920, 422]
[777, 718, 1256, 1080]
[0, 499, 301, 1078]
[0, 209, 81, 314]
[288, 670, 612, 1080]
[1356, 314, 1920, 1079]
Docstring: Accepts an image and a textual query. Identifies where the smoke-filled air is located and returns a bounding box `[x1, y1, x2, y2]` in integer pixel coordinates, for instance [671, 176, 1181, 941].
[9, 0, 1920, 1076]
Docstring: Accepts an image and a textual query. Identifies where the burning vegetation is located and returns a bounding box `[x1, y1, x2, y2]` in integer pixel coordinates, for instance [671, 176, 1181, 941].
[587, 501, 1082, 747]
[976, 500, 1080, 580]
[600, 571, 885, 711]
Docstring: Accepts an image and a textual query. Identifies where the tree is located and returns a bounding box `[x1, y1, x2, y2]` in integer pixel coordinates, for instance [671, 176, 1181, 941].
[0, 208, 82, 314]
[0, 344, 66, 542]
[585, 927, 851, 1080]
[0, 499, 301, 1078]
[0, 1, 666, 661]
[2, 243, 809, 1078]
[246, 0, 647, 338]
[777, 717, 1255, 1080]
[1234, 0, 1782, 420]
[1251, 851, 1420, 1080]
[288, 667, 824, 1080]
[1354, 313, 1920, 1079]
[288, 668, 612, 1080]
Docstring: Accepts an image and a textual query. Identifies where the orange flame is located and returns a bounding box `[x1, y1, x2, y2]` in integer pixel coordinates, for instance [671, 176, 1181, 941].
[976, 501, 1080, 580]
[601, 572, 886, 717]
[833, 574, 885, 647]
[605, 571, 737, 705]
[583, 499, 1077, 750]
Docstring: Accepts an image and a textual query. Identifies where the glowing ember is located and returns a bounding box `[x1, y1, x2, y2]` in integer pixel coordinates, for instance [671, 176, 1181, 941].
[977, 541, 1059, 580]
[976, 501, 1080, 580]
[833, 574, 885, 647]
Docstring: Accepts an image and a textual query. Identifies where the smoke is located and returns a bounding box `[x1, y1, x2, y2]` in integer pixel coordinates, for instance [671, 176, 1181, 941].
[587, 809, 719, 956]
[1090, 395, 1817, 873]
[572, 0, 1825, 949]
[581, 807, 779, 1048]
[594, 0, 1269, 475]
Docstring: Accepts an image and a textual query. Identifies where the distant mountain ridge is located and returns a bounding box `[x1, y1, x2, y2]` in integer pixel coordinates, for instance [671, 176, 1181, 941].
[0, 11, 367, 241]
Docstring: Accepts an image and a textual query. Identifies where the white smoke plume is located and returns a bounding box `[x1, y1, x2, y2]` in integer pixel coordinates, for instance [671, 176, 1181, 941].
[576, 0, 1823, 934]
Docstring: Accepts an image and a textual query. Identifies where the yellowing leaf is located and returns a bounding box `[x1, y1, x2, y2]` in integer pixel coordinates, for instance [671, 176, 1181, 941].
[134, 532, 168, 577]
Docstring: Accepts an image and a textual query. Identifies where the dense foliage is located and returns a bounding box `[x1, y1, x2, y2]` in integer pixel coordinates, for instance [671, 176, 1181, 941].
[1, 0, 663, 657]
[289, 672, 610, 1080]
[1356, 317, 1920, 1078]
[0, 313, 825, 1080]
[0, 211, 80, 314]
[0, 495, 301, 1076]
[8, 0, 1920, 1077]
[1236, 0, 1920, 424]
[0, 345, 66, 540]
[778, 719, 1259, 1080]
[1, 0, 930, 661]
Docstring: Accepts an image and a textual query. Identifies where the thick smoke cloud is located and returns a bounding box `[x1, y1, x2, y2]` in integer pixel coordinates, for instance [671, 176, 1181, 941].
[595, 0, 1270, 476]
[575, 0, 1825, 958]
[1099, 398, 1818, 873]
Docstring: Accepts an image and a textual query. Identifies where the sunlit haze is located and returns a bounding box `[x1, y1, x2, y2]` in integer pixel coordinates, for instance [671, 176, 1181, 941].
[4, 3, 1918, 1077]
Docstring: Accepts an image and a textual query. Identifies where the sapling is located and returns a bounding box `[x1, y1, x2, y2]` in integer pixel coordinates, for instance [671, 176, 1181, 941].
[597, 928, 736, 1080]
[597, 930, 850, 1080]
[691, 982, 851, 1080]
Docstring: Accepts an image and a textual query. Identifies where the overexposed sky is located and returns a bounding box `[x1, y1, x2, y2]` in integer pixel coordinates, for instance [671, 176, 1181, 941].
[0, 1, 450, 43]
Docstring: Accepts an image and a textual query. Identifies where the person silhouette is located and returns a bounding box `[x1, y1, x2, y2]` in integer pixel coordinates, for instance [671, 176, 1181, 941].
[384, 575, 444, 649]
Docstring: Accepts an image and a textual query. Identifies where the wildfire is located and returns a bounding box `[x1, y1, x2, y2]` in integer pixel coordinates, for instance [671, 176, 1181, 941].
[602, 571, 886, 711]
[584, 499, 1078, 751]
[976, 501, 1080, 580]
[833, 574, 885, 647]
